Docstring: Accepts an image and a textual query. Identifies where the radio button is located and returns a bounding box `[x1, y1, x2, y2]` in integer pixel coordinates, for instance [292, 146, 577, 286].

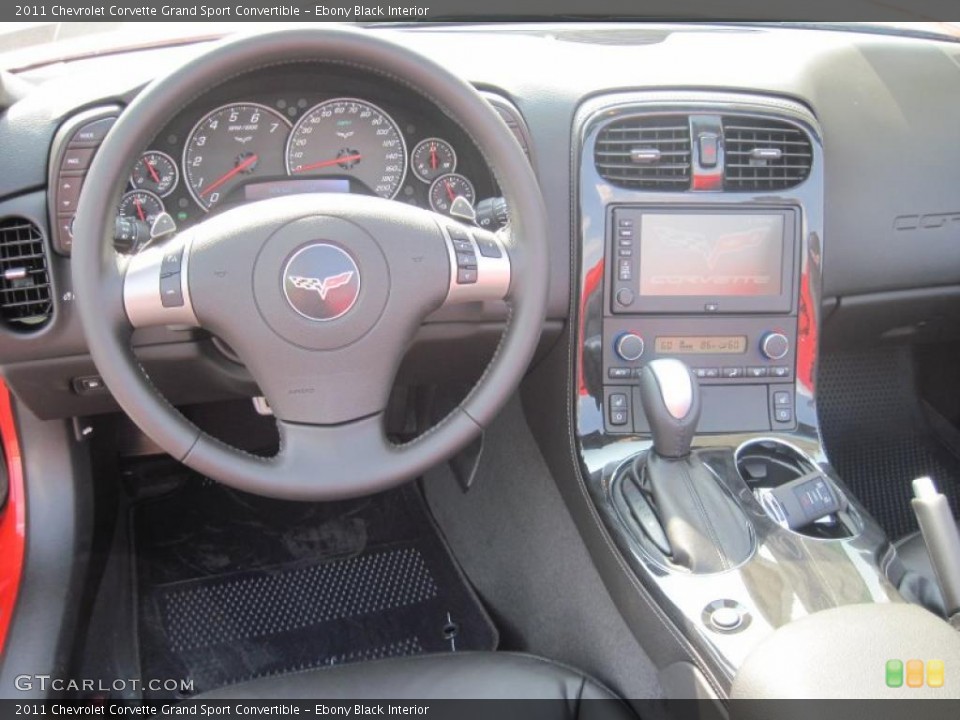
[761, 332, 790, 361]
[615, 333, 645, 362]
[618, 259, 632, 281]
[615, 288, 635, 307]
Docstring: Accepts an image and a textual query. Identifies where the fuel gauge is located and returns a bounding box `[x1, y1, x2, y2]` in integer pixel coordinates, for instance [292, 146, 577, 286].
[131, 151, 179, 197]
[412, 138, 456, 183]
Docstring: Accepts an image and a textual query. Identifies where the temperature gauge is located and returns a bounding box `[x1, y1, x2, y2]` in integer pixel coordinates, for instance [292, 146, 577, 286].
[131, 151, 178, 197]
[411, 138, 456, 183]
[429, 173, 475, 215]
[118, 190, 164, 226]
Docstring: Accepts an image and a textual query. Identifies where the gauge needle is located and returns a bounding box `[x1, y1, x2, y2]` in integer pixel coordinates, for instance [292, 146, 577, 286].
[293, 154, 363, 174]
[444, 179, 456, 202]
[134, 197, 146, 222]
[146, 161, 161, 184]
[430, 145, 438, 170]
[201, 153, 259, 197]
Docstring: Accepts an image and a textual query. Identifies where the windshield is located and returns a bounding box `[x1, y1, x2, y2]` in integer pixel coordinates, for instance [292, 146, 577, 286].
[1, 20, 959, 71]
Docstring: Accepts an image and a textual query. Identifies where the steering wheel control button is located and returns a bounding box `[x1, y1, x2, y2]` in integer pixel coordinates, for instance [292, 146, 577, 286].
[475, 235, 503, 259]
[61, 147, 95, 172]
[761, 331, 790, 360]
[282, 243, 361, 322]
[160, 247, 185, 277]
[457, 268, 479, 284]
[703, 600, 750, 634]
[159, 274, 184, 308]
[615, 333, 644, 362]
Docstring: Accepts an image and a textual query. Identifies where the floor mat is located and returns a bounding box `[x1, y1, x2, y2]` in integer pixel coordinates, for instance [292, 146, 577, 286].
[132, 473, 497, 698]
[817, 347, 960, 539]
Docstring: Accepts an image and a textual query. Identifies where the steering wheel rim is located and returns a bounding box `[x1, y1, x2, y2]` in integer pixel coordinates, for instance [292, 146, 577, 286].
[72, 27, 548, 501]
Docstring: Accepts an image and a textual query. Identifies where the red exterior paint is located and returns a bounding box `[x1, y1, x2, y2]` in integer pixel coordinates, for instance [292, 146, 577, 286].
[0, 380, 25, 654]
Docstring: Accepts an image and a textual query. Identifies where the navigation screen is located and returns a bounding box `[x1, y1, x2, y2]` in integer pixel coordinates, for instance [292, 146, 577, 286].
[638, 214, 784, 297]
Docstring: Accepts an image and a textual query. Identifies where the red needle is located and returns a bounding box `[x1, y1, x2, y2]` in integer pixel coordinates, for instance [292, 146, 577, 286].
[293, 154, 363, 174]
[134, 197, 145, 222]
[201, 154, 259, 197]
[444, 179, 456, 202]
[146, 160, 161, 184]
[430, 144, 438, 170]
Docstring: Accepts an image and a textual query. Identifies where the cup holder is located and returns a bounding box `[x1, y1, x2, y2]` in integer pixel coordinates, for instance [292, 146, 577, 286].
[735, 439, 861, 540]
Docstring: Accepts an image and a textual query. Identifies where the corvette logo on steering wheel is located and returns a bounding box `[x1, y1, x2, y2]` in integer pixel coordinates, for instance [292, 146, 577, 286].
[282, 243, 361, 322]
[288, 272, 355, 301]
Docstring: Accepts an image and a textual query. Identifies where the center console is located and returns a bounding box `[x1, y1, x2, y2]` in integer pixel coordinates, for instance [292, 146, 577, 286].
[565, 91, 919, 697]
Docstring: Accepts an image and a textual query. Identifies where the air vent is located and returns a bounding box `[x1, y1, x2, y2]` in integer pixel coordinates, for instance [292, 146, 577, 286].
[0, 217, 52, 330]
[723, 117, 812, 191]
[595, 115, 691, 190]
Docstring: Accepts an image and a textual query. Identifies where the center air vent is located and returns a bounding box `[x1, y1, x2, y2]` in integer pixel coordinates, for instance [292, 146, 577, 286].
[722, 117, 812, 191]
[0, 217, 52, 331]
[595, 115, 691, 190]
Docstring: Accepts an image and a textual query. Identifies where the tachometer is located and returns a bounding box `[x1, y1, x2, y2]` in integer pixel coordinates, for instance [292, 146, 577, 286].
[183, 103, 290, 211]
[285, 98, 407, 199]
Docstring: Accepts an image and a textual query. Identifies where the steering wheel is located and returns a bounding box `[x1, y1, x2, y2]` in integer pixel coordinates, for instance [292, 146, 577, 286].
[72, 27, 548, 501]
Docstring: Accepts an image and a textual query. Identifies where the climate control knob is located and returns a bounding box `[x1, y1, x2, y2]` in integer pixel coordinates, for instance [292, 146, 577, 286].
[615, 333, 645, 362]
[761, 332, 790, 361]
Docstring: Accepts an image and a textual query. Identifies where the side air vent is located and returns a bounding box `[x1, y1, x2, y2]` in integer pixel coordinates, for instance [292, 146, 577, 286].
[595, 115, 691, 190]
[722, 117, 812, 191]
[0, 217, 52, 330]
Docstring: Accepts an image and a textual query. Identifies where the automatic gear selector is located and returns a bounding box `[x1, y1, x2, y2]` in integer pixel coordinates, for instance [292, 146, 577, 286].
[613, 359, 754, 574]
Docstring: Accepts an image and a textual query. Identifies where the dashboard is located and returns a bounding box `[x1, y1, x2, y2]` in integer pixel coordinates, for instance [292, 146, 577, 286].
[2, 23, 960, 423]
[48, 65, 504, 255]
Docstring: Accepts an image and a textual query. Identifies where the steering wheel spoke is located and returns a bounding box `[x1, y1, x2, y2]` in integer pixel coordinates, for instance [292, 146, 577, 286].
[123, 232, 200, 328]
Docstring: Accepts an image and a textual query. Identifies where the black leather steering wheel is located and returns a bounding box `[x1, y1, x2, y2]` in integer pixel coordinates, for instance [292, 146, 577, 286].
[72, 27, 548, 500]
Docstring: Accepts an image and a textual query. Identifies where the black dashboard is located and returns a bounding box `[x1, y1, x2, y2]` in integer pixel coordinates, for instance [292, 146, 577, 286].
[2, 23, 960, 422]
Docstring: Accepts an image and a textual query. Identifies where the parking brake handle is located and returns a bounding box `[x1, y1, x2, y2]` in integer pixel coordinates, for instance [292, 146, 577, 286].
[911, 476, 960, 618]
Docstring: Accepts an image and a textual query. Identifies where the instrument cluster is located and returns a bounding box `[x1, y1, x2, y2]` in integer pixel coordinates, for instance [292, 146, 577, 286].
[116, 65, 499, 241]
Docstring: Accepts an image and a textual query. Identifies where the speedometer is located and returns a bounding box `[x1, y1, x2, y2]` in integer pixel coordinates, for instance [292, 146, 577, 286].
[285, 98, 407, 199]
[183, 103, 290, 211]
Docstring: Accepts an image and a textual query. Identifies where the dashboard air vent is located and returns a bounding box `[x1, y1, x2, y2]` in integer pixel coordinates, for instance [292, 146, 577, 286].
[0, 217, 52, 330]
[595, 115, 691, 190]
[723, 117, 812, 191]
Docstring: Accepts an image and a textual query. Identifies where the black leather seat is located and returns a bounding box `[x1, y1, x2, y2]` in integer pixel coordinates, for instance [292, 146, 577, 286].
[196, 652, 634, 714]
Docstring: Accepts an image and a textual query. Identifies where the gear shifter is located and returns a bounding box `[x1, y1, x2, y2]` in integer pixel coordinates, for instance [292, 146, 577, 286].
[634, 359, 753, 573]
[638, 358, 700, 458]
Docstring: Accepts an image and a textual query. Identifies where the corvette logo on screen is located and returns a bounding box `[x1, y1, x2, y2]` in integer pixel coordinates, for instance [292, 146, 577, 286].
[288, 272, 355, 301]
[282, 244, 361, 321]
[662, 228, 766, 270]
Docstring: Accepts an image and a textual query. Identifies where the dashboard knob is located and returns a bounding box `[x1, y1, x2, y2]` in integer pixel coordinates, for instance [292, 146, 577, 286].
[615, 333, 645, 362]
[761, 332, 790, 361]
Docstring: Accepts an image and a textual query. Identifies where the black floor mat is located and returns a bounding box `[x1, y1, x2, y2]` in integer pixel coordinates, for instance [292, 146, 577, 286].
[132, 472, 497, 698]
[817, 347, 960, 539]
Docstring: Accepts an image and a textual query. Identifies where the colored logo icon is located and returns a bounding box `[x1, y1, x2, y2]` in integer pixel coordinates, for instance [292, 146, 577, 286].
[886, 659, 944, 688]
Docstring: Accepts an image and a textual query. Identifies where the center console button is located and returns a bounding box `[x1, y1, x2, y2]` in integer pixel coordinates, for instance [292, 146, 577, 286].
[773, 391, 792, 406]
[615, 288, 635, 307]
[747, 366, 768, 378]
[771, 365, 791, 378]
[608, 367, 632, 379]
[614, 333, 644, 362]
[761, 332, 790, 361]
[694, 367, 719, 379]
[722, 367, 744, 378]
